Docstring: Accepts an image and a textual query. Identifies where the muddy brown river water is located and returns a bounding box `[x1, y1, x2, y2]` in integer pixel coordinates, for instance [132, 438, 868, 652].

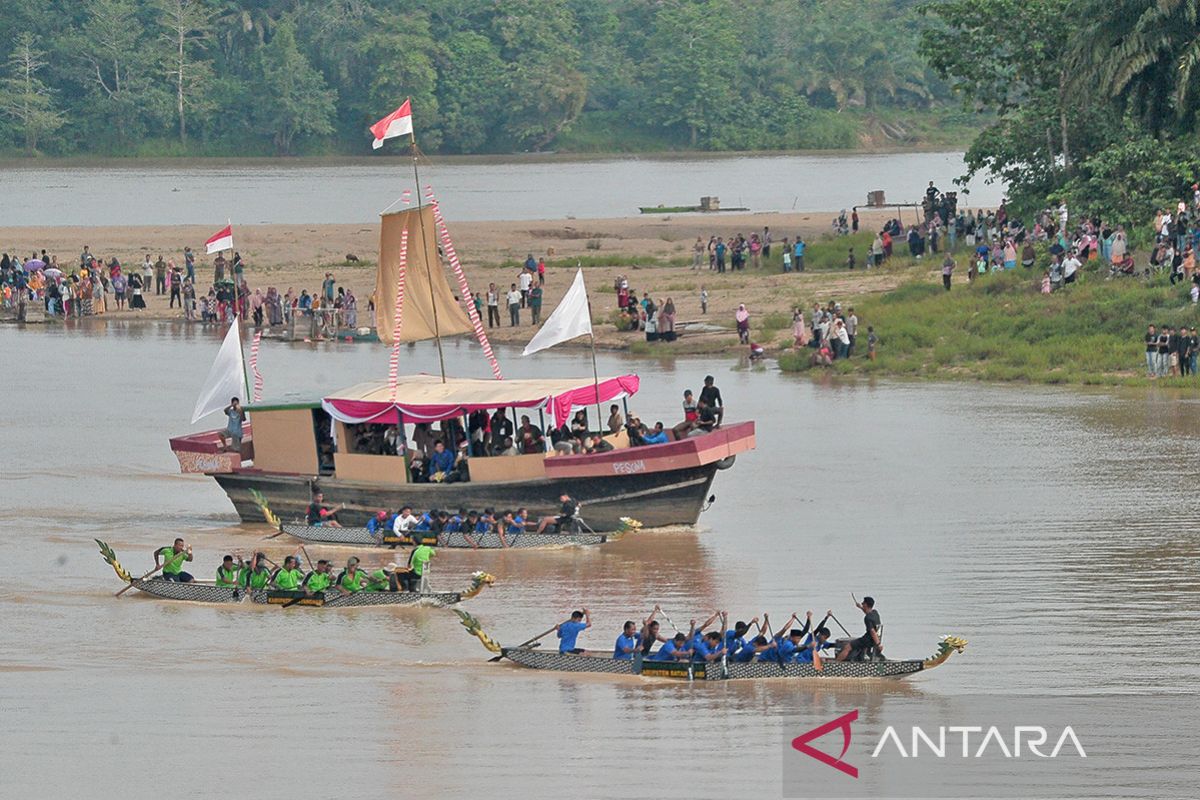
[1, 321, 1197, 798]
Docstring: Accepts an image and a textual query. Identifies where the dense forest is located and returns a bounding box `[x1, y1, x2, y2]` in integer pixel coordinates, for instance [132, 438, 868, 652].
[0, 0, 962, 157]
[921, 0, 1200, 223]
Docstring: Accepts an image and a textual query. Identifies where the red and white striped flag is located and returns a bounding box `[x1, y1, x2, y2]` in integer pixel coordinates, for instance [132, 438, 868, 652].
[205, 224, 233, 254]
[387, 229, 410, 400]
[370, 99, 414, 150]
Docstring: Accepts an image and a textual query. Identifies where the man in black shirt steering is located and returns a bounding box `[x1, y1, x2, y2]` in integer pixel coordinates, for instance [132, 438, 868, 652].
[535, 493, 579, 534]
[836, 595, 882, 661]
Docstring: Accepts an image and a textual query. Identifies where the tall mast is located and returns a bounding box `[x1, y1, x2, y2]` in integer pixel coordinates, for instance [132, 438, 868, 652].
[410, 140, 447, 382]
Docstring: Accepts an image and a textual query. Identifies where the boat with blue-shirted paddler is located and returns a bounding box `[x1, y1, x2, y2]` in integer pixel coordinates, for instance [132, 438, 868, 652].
[453, 610, 968, 681]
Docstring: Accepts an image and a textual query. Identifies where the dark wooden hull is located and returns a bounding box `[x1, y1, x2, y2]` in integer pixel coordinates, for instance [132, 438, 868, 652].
[500, 647, 931, 680]
[128, 578, 463, 607]
[279, 523, 617, 549]
[214, 462, 720, 531]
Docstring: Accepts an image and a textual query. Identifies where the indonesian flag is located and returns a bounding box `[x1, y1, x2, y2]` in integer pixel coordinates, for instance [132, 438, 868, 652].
[205, 224, 234, 254]
[370, 99, 414, 150]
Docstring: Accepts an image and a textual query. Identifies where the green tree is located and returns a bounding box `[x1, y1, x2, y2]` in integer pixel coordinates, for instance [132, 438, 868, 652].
[644, 0, 738, 147]
[72, 0, 164, 145]
[1071, 0, 1200, 133]
[494, 0, 587, 150]
[438, 31, 506, 153]
[156, 0, 214, 143]
[355, 9, 442, 151]
[254, 16, 336, 154]
[0, 32, 63, 154]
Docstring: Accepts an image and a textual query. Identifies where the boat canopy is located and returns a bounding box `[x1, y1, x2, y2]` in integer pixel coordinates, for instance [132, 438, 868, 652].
[321, 374, 640, 427]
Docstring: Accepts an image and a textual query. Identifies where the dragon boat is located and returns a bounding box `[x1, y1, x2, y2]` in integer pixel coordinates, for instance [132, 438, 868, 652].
[276, 516, 640, 549]
[97, 540, 494, 608]
[455, 611, 967, 681]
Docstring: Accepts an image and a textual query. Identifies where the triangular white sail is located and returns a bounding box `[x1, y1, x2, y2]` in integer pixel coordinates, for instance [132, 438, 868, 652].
[191, 318, 246, 423]
[522, 269, 593, 356]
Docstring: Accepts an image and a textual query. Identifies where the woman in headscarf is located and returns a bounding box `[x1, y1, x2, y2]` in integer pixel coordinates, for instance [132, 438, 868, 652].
[792, 307, 808, 348]
[251, 288, 264, 327]
[660, 297, 675, 338]
[266, 287, 282, 326]
[735, 303, 750, 344]
[343, 288, 357, 328]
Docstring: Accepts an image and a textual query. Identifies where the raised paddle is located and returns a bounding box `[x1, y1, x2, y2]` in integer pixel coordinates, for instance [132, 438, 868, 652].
[115, 564, 163, 597]
[828, 611, 853, 639]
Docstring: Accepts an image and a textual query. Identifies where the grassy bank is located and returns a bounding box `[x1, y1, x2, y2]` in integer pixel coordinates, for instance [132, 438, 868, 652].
[779, 267, 1200, 386]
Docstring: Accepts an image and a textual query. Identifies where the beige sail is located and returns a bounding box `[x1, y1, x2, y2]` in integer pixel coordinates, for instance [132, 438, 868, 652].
[375, 205, 473, 344]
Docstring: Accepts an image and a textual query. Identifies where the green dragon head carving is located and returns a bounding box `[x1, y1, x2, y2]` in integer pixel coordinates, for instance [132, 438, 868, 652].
[96, 539, 133, 583]
[454, 609, 502, 653]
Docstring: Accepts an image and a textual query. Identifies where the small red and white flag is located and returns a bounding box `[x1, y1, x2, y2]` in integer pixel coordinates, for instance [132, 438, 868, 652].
[370, 99, 414, 150]
[205, 224, 234, 254]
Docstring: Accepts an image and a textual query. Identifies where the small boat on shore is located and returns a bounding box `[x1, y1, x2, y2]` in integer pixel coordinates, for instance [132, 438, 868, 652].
[98, 540, 493, 607]
[454, 611, 967, 681]
[279, 523, 620, 549]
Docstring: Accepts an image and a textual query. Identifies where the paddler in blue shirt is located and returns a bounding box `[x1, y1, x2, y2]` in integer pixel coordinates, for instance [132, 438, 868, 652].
[443, 509, 465, 533]
[556, 608, 591, 654]
[724, 617, 758, 655]
[613, 620, 640, 660]
[692, 631, 728, 662]
[651, 632, 692, 661]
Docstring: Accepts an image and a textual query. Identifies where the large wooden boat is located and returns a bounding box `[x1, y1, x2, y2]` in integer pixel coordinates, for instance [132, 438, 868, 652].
[171, 205, 754, 531]
[278, 522, 627, 549]
[455, 611, 967, 681]
[98, 540, 493, 607]
[171, 375, 754, 531]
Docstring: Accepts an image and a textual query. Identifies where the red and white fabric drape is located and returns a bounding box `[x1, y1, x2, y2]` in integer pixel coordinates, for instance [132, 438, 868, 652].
[387, 228, 409, 400]
[250, 330, 264, 402]
[425, 186, 503, 380]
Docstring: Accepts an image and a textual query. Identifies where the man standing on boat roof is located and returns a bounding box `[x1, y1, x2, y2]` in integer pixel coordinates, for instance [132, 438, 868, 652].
[154, 538, 194, 583]
[698, 375, 724, 427]
[556, 609, 591, 654]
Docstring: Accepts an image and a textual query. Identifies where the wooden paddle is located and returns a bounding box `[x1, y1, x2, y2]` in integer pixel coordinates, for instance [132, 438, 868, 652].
[115, 565, 163, 597]
[489, 620, 565, 662]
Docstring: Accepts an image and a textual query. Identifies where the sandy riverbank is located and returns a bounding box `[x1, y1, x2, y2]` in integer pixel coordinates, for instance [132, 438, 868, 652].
[1, 210, 914, 352]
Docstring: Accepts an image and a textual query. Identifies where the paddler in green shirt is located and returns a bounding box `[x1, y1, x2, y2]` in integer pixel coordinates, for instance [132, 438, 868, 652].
[215, 554, 244, 588]
[398, 544, 435, 592]
[240, 552, 273, 590]
[271, 556, 304, 590]
[363, 563, 395, 592]
[335, 557, 366, 594]
[154, 538, 194, 583]
[301, 560, 333, 595]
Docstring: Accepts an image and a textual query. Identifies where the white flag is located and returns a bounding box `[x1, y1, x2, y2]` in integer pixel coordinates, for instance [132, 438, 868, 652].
[522, 268, 593, 356]
[191, 318, 247, 423]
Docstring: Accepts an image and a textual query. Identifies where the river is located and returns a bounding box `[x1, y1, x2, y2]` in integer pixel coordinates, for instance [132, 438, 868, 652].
[1, 322, 1195, 798]
[0, 152, 1001, 226]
